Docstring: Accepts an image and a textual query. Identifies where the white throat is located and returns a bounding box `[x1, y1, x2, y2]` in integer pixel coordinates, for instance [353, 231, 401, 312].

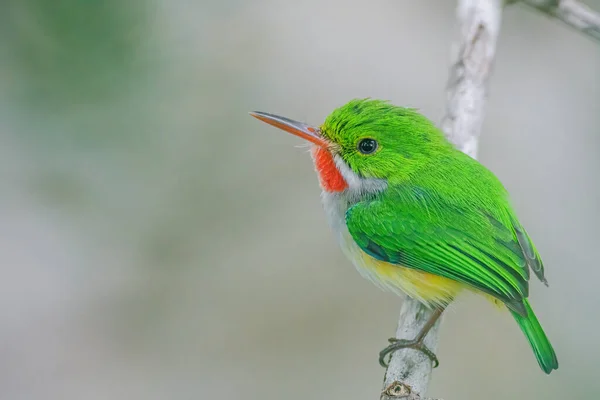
[320, 155, 386, 255]
[331, 154, 387, 203]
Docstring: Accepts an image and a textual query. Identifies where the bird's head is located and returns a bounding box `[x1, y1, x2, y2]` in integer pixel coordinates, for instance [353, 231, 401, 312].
[250, 99, 451, 193]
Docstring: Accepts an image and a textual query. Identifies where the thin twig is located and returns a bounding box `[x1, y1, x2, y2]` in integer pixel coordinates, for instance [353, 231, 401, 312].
[520, 0, 600, 42]
[381, 1, 503, 398]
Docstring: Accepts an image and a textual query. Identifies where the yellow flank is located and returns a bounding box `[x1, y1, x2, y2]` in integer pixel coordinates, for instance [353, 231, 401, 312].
[357, 249, 464, 307]
[341, 230, 506, 309]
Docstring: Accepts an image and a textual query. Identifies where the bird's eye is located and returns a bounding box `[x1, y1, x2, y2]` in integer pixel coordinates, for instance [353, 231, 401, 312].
[357, 138, 378, 154]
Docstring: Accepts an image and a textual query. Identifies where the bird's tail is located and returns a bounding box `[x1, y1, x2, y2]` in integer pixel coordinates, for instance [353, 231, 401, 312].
[510, 299, 558, 374]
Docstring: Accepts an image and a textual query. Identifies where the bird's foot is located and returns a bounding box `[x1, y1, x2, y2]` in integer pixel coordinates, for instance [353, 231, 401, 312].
[379, 337, 439, 368]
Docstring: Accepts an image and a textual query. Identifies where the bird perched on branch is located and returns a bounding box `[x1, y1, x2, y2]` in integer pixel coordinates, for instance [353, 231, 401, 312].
[249, 99, 558, 374]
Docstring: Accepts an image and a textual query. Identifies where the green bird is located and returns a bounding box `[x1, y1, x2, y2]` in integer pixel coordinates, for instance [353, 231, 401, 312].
[249, 99, 558, 374]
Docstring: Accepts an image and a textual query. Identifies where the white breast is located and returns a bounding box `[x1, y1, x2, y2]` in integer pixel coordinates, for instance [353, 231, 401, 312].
[319, 155, 391, 291]
[322, 190, 409, 294]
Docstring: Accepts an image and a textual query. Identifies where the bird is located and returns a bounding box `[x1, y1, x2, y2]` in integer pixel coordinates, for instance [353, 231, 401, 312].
[249, 98, 558, 374]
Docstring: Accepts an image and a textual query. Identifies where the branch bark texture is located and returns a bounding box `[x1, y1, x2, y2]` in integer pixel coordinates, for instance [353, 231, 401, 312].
[381, 1, 503, 398]
[521, 0, 600, 42]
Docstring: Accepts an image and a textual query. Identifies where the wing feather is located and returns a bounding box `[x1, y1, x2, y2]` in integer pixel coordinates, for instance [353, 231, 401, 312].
[346, 187, 536, 316]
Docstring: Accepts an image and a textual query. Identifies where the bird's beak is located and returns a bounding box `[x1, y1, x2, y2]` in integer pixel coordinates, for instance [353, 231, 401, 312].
[249, 111, 328, 148]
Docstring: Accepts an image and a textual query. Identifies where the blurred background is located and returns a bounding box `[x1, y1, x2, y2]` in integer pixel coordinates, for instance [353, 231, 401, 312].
[0, 0, 599, 399]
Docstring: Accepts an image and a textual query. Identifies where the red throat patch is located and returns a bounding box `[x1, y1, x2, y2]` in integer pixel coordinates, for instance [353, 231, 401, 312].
[311, 147, 348, 192]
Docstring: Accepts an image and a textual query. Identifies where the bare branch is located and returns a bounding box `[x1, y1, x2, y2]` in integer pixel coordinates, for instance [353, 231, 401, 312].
[441, 0, 503, 159]
[520, 0, 600, 42]
[381, 1, 503, 398]
[381, 302, 442, 400]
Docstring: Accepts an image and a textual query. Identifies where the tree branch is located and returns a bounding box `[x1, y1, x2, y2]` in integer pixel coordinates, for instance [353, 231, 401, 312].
[381, 1, 503, 398]
[520, 0, 600, 42]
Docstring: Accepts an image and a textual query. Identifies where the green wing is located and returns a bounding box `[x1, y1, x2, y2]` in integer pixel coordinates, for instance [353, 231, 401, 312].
[345, 186, 545, 316]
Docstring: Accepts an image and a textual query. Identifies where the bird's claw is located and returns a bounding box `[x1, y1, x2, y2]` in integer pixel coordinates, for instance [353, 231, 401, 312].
[379, 338, 439, 368]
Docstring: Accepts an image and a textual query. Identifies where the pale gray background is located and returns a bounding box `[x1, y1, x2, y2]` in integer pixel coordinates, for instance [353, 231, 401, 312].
[1, 0, 599, 399]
